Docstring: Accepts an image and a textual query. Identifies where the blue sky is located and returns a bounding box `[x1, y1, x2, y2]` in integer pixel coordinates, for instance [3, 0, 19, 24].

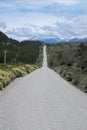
[0, 0, 87, 41]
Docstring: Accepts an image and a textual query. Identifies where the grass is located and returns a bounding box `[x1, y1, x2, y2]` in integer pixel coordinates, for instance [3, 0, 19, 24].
[0, 64, 39, 90]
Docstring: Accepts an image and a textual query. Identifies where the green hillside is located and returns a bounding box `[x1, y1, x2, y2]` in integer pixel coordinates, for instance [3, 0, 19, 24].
[0, 31, 43, 65]
[47, 42, 87, 92]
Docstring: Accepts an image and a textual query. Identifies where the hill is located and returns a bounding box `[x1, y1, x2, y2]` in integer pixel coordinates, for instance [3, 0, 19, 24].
[0, 31, 43, 65]
[47, 42, 87, 92]
[0, 31, 8, 42]
[42, 38, 61, 44]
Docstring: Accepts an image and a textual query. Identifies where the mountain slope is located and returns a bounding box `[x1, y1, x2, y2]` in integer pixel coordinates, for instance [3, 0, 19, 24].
[0, 31, 9, 43]
[47, 42, 87, 92]
[0, 31, 43, 64]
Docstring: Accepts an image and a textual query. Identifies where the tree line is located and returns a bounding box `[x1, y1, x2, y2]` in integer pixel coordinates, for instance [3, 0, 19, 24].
[0, 31, 43, 65]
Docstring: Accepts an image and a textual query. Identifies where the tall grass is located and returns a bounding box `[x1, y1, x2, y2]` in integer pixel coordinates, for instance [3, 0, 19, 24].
[0, 64, 38, 90]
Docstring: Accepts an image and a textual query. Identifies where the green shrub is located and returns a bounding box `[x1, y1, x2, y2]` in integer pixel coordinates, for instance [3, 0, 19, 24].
[0, 64, 39, 90]
[72, 78, 79, 85]
[7, 71, 16, 80]
[0, 70, 12, 86]
[55, 66, 61, 74]
[79, 76, 87, 91]
[65, 72, 73, 81]
[12, 67, 26, 77]
[0, 81, 3, 90]
[24, 64, 38, 73]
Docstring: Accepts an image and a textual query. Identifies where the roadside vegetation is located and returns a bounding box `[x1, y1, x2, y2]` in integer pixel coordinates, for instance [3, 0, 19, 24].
[0, 64, 38, 90]
[0, 31, 43, 90]
[47, 42, 87, 92]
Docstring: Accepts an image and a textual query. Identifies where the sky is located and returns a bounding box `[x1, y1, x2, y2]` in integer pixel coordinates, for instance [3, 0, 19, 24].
[0, 0, 87, 41]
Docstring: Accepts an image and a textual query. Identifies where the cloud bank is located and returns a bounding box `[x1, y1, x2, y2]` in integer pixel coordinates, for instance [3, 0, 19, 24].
[0, 0, 87, 41]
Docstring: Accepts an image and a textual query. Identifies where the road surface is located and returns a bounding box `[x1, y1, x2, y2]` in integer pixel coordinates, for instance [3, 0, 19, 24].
[0, 46, 87, 130]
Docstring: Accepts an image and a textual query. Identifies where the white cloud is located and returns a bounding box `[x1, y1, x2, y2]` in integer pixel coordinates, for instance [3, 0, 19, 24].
[0, 0, 86, 41]
[56, 15, 87, 39]
[4, 14, 87, 41]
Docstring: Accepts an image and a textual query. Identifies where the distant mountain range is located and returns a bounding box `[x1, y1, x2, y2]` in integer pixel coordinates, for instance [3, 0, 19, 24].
[41, 37, 87, 43]
[67, 38, 87, 42]
[0, 31, 87, 44]
[42, 38, 61, 44]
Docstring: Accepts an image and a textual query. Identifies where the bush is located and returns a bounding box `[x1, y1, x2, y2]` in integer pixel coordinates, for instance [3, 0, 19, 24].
[12, 67, 27, 77]
[65, 72, 73, 81]
[0, 64, 39, 90]
[72, 78, 79, 85]
[54, 66, 64, 74]
[0, 70, 11, 86]
[0, 81, 3, 90]
[47, 42, 87, 92]
[79, 76, 87, 91]
[24, 64, 38, 73]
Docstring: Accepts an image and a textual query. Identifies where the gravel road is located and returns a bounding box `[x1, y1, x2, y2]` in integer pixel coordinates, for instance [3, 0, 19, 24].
[0, 46, 87, 130]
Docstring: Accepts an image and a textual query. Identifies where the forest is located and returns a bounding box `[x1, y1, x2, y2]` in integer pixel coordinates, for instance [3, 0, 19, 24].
[0, 31, 43, 65]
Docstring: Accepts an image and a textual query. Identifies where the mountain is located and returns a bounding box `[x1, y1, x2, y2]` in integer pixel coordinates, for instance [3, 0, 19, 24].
[28, 37, 61, 44]
[40, 37, 87, 43]
[68, 38, 87, 42]
[41, 38, 61, 44]
[1, 30, 87, 44]
[0, 31, 9, 42]
[0, 31, 20, 46]
[0, 31, 43, 64]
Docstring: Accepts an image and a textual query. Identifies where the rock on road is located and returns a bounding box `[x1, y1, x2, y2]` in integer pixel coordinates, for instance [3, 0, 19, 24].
[0, 46, 87, 130]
